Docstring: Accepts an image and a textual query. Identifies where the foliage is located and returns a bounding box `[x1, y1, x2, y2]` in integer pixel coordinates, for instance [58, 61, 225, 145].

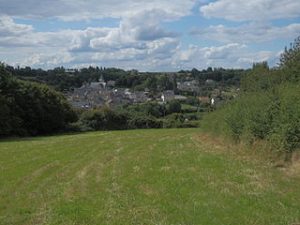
[4, 63, 244, 92]
[76, 101, 201, 131]
[127, 115, 163, 129]
[78, 108, 128, 131]
[202, 36, 300, 152]
[241, 62, 271, 92]
[77, 107, 163, 131]
[0, 65, 77, 136]
[167, 100, 182, 114]
[185, 96, 200, 106]
[191, 67, 243, 86]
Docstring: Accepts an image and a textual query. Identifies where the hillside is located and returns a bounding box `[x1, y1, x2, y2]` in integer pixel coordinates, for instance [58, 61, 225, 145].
[1, 129, 300, 225]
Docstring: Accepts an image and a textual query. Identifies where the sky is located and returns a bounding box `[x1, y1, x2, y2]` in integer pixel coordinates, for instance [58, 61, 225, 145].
[0, 0, 300, 71]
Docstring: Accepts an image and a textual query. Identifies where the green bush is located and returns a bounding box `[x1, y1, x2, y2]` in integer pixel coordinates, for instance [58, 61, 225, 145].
[268, 84, 300, 151]
[79, 108, 128, 131]
[128, 116, 163, 129]
[78, 108, 164, 131]
[167, 100, 181, 114]
[202, 36, 300, 153]
[163, 113, 184, 128]
[202, 83, 300, 152]
[0, 65, 77, 136]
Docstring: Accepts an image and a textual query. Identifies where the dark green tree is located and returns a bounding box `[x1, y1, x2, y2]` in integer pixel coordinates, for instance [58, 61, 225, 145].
[167, 100, 182, 114]
[0, 64, 77, 136]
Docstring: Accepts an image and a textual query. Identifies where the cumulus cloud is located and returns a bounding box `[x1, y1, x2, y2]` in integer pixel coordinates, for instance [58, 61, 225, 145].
[193, 0, 300, 49]
[0, 0, 295, 71]
[0, 11, 182, 70]
[22, 51, 74, 67]
[190, 22, 300, 43]
[0, 16, 33, 37]
[174, 43, 279, 69]
[200, 0, 300, 22]
[0, 0, 195, 20]
[0, 8, 179, 48]
[0, 14, 282, 71]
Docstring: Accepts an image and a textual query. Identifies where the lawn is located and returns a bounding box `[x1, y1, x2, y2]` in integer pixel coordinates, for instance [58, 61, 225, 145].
[0, 129, 299, 225]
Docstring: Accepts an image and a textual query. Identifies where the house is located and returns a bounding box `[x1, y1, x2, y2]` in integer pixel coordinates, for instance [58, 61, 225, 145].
[177, 80, 199, 92]
[66, 69, 76, 74]
[161, 90, 175, 103]
[107, 80, 116, 88]
[205, 79, 216, 85]
[198, 96, 210, 104]
[174, 95, 187, 101]
[67, 82, 108, 108]
[90, 81, 106, 89]
[131, 92, 149, 103]
[68, 82, 164, 109]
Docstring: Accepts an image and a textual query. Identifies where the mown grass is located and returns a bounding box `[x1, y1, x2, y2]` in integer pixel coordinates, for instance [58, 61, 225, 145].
[0, 128, 300, 225]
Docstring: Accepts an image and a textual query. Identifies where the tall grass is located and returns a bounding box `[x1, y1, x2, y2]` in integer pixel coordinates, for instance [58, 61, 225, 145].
[202, 83, 300, 152]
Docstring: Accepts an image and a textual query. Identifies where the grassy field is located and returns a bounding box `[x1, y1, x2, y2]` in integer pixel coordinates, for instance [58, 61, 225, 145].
[0, 128, 300, 225]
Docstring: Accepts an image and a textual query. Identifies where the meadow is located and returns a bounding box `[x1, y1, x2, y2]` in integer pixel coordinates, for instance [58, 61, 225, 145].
[1, 128, 300, 225]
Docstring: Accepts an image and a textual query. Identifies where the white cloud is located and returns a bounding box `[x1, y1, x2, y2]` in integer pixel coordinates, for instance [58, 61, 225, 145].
[21, 52, 74, 67]
[0, 0, 195, 20]
[0, 9, 179, 49]
[0, 12, 182, 70]
[200, 0, 300, 22]
[0, 1, 292, 71]
[174, 43, 279, 69]
[0, 16, 33, 37]
[191, 22, 300, 43]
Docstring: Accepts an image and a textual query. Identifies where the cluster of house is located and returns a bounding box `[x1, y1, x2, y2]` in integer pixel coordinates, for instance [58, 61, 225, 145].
[67, 83, 146, 109]
[66, 75, 223, 109]
[176, 80, 199, 92]
[176, 79, 216, 92]
[66, 79, 189, 109]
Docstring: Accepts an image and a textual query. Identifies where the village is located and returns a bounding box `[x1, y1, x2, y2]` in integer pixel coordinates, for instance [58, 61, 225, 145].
[65, 75, 227, 109]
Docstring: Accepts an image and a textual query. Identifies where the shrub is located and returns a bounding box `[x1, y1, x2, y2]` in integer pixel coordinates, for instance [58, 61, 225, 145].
[268, 84, 300, 152]
[79, 108, 128, 131]
[167, 100, 181, 114]
[128, 116, 163, 129]
[163, 113, 184, 128]
[202, 83, 300, 152]
[202, 35, 300, 153]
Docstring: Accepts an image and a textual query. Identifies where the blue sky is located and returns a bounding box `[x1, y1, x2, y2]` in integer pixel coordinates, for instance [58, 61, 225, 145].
[0, 0, 300, 71]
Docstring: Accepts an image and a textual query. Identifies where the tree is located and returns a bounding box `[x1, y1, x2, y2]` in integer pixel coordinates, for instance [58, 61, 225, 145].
[241, 62, 271, 92]
[167, 100, 182, 114]
[279, 36, 300, 83]
[280, 36, 300, 67]
[157, 75, 173, 91]
[0, 65, 77, 136]
[145, 76, 158, 90]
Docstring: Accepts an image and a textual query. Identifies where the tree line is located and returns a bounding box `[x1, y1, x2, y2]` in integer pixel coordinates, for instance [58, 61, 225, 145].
[4, 64, 243, 92]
